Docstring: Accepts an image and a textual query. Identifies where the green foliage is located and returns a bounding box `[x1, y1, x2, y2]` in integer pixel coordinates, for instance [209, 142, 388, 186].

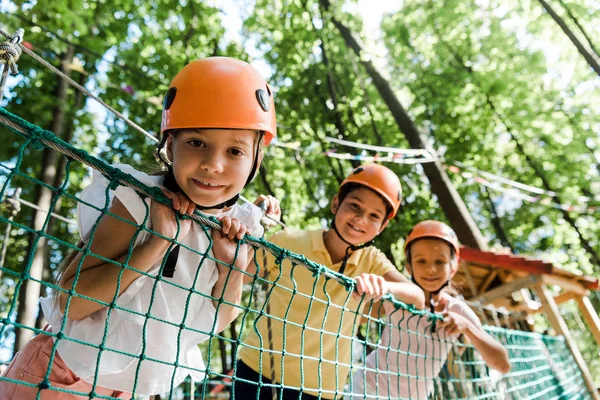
[380, 0, 600, 274]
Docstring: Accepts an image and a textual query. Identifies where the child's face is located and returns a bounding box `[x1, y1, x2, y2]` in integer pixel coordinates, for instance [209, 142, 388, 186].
[167, 129, 261, 211]
[332, 187, 389, 245]
[407, 239, 457, 293]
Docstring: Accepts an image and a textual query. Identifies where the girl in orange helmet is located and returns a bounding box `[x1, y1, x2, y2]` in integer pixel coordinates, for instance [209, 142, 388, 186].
[236, 164, 425, 400]
[0, 57, 280, 399]
[351, 220, 510, 399]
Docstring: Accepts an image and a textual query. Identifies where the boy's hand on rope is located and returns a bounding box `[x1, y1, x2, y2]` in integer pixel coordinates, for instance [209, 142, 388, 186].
[353, 273, 389, 302]
[439, 311, 472, 335]
[212, 216, 251, 272]
[151, 189, 195, 243]
[254, 194, 281, 230]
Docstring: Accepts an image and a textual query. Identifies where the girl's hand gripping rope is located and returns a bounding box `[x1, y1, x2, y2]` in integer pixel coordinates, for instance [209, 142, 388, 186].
[212, 215, 251, 272]
[438, 311, 473, 336]
[254, 194, 281, 230]
[154, 188, 195, 244]
[353, 273, 389, 302]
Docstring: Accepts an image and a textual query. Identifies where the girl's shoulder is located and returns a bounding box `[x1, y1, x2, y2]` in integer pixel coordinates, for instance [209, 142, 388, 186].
[110, 164, 165, 188]
[77, 164, 163, 240]
[86, 164, 163, 189]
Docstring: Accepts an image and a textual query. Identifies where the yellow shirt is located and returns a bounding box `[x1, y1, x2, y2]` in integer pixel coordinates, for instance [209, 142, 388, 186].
[239, 229, 396, 399]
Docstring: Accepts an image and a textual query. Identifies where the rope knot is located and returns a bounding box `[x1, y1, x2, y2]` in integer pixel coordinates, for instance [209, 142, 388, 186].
[29, 126, 46, 150]
[0, 28, 24, 75]
[311, 264, 325, 278]
[38, 380, 50, 390]
[341, 277, 355, 292]
[107, 169, 130, 191]
[274, 249, 290, 266]
[108, 178, 120, 191]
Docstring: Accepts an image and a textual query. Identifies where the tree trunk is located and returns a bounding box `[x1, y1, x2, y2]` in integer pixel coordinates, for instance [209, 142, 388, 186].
[306, 0, 360, 169]
[480, 186, 514, 252]
[320, 38, 348, 141]
[14, 45, 75, 352]
[537, 0, 600, 77]
[313, 83, 347, 182]
[34, 71, 86, 331]
[349, 55, 385, 145]
[556, 0, 600, 59]
[319, 0, 487, 250]
[320, 42, 360, 168]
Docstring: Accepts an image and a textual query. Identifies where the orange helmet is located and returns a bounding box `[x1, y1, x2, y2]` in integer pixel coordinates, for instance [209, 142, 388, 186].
[338, 164, 402, 220]
[404, 220, 460, 257]
[161, 57, 277, 145]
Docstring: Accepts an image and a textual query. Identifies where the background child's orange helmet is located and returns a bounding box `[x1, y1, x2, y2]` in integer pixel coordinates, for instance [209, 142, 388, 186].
[161, 57, 277, 145]
[338, 164, 402, 220]
[404, 220, 460, 257]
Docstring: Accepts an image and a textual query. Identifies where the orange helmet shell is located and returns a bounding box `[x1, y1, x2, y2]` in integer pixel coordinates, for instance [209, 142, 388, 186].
[161, 57, 277, 145]
[404, 220, 460, 257]
[339, 164, 402, 220]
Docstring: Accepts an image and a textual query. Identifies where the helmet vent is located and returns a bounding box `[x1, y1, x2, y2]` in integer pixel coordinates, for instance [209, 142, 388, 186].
[163, 87, 177, 110]
[256, 89, 270, 112]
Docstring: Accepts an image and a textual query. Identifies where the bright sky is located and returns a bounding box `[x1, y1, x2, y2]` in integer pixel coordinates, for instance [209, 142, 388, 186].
[208, 0, 401, 77]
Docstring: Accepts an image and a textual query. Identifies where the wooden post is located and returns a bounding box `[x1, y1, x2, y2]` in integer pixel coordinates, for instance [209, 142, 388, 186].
[575, 294, 600, 349]
[534, 284, 599, 399]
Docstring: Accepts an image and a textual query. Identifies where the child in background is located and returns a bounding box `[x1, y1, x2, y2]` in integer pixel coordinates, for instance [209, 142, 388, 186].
[236, 164, 425, 399]
[0, 57, 279, 398]
[352, 220, 510, 399]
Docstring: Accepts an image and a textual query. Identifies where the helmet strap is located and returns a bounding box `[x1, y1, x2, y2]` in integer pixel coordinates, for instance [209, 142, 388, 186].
[244, 131, 264, 187]
[157, 132, 171, 170]
[330, 218, 374, 276]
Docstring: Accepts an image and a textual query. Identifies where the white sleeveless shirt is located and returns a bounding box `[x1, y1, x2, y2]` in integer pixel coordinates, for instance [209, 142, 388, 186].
[351, 293, 482, 399]
[40, 164, 263, 395]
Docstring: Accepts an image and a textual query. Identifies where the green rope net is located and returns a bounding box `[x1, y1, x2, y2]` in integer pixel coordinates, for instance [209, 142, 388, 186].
[0, 106, 594, 399]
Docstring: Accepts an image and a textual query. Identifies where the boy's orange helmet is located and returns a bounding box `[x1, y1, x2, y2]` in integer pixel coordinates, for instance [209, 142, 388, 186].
[338, 164, 402, 220]
[404, 220, 460, 257]
[161, 57, 277, 145]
